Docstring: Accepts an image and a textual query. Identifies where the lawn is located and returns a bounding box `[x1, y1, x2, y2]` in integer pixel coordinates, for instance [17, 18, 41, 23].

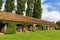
[0, 30, 60, 40]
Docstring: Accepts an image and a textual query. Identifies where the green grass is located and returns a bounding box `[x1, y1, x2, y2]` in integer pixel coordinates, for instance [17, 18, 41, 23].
[0, 30, 60, 40]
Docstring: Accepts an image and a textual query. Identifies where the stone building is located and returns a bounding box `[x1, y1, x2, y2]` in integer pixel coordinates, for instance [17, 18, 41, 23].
[0, 12, 57, 33]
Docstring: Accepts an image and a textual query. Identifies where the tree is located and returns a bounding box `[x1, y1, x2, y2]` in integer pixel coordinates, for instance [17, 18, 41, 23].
[16, 0, 26, 15]
[33, 0, 42, 19]
[0, 0, 3, 11]
[26, 0, 34, 17]
[56, 21, 60, 30]
[5, 0, 15, 12]
[56, 21, 60, 26]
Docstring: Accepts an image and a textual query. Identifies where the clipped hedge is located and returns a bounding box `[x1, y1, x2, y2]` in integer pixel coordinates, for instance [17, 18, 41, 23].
[4, 21, 16, 34]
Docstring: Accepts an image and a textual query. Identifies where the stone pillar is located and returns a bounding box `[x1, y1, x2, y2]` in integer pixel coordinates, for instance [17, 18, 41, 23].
[49, 26, 54, 30]
[46, 25, 50, 30]
[43, 25, 46, 30]
[4, 24, 7, 32]
[32, 24, 37, 32]
[49, 26, 53, 30]
[53, 26, 55, 30]
[49, 26, 55, 30]
[30, 26, 32, 31]
[22, 23, 27, 32]
[22, 27, 26, 32]
[20, 26, 22, 32]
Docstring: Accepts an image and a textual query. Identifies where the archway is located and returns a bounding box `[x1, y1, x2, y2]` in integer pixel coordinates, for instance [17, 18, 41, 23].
[36, 25, 41, 31]
[16, 24, 22, 32]
[46, 26, 48, 30]
[0, 22, 8, 33]
[27, 25, 32, 32]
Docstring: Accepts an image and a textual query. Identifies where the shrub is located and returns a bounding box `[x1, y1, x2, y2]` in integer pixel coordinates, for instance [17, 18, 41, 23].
[4, 21, 16, 34]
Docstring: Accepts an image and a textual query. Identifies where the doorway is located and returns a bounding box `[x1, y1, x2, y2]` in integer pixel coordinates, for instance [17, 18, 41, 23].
[16, 24, 22, 32]
[0, 22, 7, 33]
[27, 25, 32, 31]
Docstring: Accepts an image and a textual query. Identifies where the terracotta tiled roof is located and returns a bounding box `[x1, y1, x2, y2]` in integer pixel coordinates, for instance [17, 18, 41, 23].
[0, 12, 57, 26]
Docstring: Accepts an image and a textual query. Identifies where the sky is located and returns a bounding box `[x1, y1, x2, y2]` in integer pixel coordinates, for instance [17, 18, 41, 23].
[42, 0, 60, 23]
[2, 0, 60, 23]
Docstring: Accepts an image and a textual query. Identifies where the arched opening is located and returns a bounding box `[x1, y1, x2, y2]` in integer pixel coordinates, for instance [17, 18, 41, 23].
[46, 26, 48, 30]
[27, 25, 32, 32]
[16, 24, 22, 32]
[36, 25, 40, 31]
[0, 22, 8, 33]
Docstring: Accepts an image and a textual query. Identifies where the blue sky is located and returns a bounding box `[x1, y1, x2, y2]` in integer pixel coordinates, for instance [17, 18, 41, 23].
[42, 0, 60, 22]
[2, 0, 60, 22]
[43, 0, 60, 12]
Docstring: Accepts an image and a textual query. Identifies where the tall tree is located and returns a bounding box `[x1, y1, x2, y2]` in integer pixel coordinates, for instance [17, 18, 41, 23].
[16, 0, 26, 15]
[56, 21, 60, 30]
[5, 0, 15, 12]
[33, 0, 42, 19]
[26, 0, 34, 17]
[0, 0, 3, 11]
[56, 21, 60, 26]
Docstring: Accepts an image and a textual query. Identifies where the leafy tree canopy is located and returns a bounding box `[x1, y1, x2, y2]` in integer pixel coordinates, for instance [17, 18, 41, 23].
[16, 0, 26, 15]
[56, 20, 60, 26]
[0, 0, 3, 11]
[5, 0, 15, 12]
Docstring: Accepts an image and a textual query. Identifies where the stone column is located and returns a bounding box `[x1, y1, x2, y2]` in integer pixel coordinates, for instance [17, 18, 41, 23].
[43, 25, 46, 30]
[50, 26, 54, 30]
[32, 24, 37, 32]
[23, 27, 26, 32]
[20, 26, 22, 32]
[30, 26, 32, 32]
[49, 26, 55, 30]
[22, 23, 27, 32]
[4, 24, 7, 32]
[53, 26, 55, 30]
[46, 25, 50, 30]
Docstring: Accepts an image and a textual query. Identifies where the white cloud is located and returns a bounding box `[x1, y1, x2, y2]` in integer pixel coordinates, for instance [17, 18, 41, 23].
[42, 11, 60, 22]
[57, 2, 60, 6]
[42, 3, 60, 23]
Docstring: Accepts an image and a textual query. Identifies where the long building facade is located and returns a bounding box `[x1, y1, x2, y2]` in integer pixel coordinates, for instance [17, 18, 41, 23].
[0, 12, 57, 34]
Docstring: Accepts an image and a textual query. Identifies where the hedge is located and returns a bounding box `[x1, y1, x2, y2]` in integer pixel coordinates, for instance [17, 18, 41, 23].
[4, 21, 16, 34]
